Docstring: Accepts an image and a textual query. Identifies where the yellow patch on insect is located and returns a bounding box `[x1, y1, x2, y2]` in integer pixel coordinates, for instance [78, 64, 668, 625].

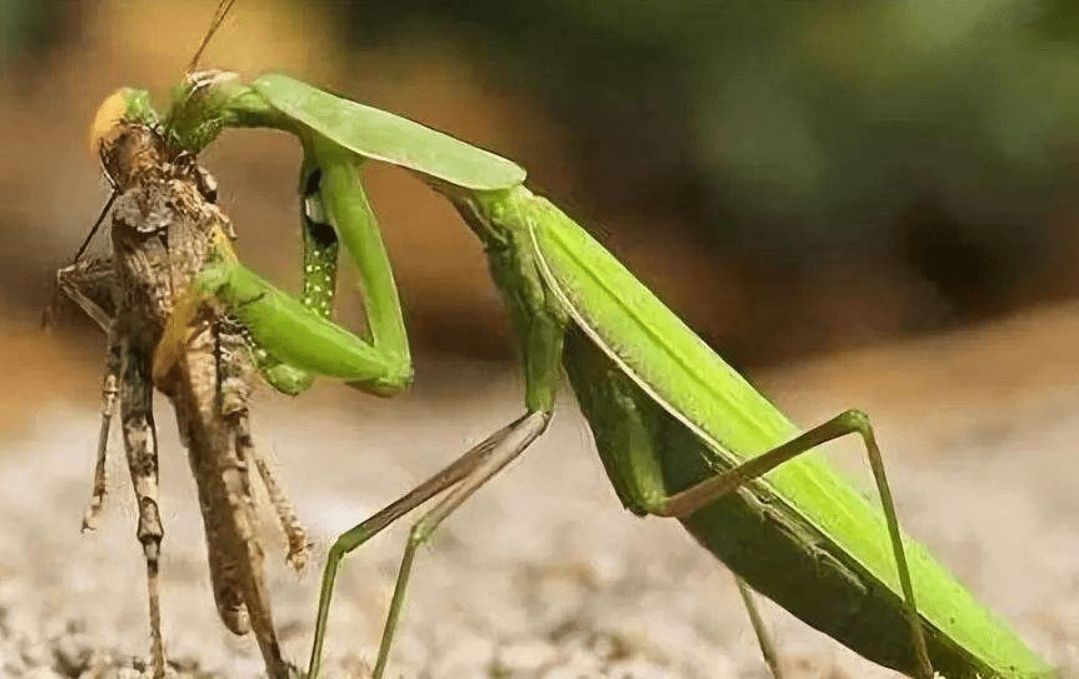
[152, 291, 203, 389]
[208, 225, 239, 263]
[89, 89, 129, 156]
[151, 226, 238, 388]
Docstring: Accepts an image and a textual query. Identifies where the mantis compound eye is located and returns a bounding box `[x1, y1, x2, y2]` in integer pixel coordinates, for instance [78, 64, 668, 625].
[89, 89, 129, 157]
[185, 68, 240, 91]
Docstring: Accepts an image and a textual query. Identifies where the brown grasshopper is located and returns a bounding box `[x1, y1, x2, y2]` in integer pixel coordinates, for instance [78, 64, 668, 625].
[54, 121, 307, 679]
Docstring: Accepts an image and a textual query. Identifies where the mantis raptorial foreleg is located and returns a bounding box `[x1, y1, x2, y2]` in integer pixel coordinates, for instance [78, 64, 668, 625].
[86, 59, 1049, 678]
[251, 162, 339, 395]
[246, 142, 410, 397]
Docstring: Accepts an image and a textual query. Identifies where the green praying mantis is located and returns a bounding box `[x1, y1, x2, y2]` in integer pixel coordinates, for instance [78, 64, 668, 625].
[79, 17, 1055, 679]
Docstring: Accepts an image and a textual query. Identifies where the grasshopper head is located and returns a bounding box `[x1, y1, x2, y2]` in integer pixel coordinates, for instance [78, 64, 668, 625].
[89, 88, 159, 158]
[97, 123, 167, 190]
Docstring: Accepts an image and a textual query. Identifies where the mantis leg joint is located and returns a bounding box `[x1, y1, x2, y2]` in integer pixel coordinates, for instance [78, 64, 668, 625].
[834, 409, 873, 437]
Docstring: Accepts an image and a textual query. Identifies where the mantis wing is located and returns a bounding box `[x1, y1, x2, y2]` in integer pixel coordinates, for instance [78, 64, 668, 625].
[520, 190, 1050, 678]
[252, 74, 525, 190]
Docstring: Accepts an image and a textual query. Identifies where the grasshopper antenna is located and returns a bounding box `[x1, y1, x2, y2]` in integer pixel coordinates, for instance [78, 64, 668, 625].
[186, 0, 237, 74]
[73, 188, 118, 265]
[72, 143, 121, 264]
[59, 1, 240, 324]
[46, 166, 117, 330]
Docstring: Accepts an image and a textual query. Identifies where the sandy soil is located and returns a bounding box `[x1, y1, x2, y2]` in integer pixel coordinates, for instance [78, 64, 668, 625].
[4, 304, 1079, 678]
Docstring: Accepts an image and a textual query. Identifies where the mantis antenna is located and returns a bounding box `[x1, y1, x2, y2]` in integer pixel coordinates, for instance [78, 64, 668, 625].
[186, 0, 238, 74]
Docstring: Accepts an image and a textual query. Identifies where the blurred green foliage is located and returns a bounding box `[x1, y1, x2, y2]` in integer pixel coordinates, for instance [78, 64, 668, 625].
[0, 1, 73, 69]
[330, 0, 1079, 261]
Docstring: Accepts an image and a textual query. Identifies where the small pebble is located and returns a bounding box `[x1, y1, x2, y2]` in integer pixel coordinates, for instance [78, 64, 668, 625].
[53, 633, 93, 677]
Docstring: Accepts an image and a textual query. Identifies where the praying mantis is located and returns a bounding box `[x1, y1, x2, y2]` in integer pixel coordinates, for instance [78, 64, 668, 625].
[66, 7, 1055, 679]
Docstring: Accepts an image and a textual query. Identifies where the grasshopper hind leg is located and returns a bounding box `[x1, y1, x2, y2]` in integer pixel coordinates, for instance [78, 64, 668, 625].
[56, 260, 170, 674]
[220, 318, 310, 569]
[82, 339, 120, 532]
[52, 260, 120, 531]
[118, 347, 167, 679]
[241, 418, 311, 571]
[217, 319, 304, 678]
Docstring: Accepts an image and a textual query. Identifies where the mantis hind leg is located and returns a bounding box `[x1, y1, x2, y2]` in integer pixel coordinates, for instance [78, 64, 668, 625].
[734, 577, 784, 679]
[563, 332, 786, 679]
[655, 410, 934, 679]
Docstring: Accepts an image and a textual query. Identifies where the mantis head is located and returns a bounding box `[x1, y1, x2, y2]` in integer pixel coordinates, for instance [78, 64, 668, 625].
[90, 70, 276, 164]
[163, 70, 281, 154]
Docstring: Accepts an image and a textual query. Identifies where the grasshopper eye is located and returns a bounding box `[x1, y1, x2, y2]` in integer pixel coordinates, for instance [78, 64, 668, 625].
[90, 89, 129, 156]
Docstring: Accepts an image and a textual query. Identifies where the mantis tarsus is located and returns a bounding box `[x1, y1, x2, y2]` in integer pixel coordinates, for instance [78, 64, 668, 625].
[67, 7, 1054, 677]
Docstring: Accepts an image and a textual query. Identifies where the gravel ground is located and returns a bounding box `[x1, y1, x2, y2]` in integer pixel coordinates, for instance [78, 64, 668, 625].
[4, 314, 1079, 679]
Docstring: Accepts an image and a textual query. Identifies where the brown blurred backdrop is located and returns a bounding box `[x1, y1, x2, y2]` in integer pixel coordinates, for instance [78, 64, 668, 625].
[4, 5, 1079, 675]
[5, 0, 1079, 426]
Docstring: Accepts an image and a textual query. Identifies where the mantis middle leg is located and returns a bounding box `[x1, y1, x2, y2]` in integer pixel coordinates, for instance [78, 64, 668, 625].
[305, 414, 539, 679]
[371, 410, 550, 679]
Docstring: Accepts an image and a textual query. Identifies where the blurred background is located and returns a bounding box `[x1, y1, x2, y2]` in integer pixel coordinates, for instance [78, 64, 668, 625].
[2, 1, 1079, 677]
[7, 0, 1079, 384]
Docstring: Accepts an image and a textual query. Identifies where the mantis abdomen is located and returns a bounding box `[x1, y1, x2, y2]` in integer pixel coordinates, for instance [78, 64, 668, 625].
[505, 186, 1048, 679]
[564, 325, 969, 677]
